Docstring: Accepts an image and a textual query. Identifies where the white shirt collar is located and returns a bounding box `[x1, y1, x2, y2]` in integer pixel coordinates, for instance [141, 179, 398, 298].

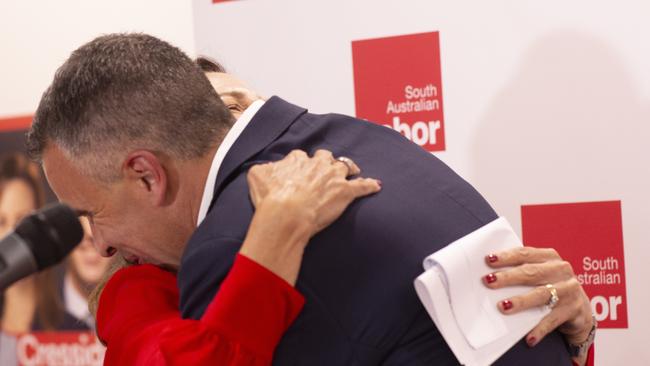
[196, 99, 266, 227]
[63, 273, 93, 328]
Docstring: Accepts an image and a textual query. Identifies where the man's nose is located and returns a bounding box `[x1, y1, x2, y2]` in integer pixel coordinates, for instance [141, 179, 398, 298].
[97, 242, 117, 257]
[88, 222, 116, 257]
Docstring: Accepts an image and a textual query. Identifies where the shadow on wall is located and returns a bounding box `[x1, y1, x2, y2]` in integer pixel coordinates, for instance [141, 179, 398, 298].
[470, 31, 650, 234]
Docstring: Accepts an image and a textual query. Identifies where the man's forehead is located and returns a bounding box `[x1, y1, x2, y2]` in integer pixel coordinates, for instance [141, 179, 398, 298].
[42, 144, 75, 177]
[42, 144, 94, 207]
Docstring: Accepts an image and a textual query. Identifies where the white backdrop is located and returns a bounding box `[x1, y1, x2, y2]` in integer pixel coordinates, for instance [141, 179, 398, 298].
[193, 0, 650, 364]
[0, 0, 195, 118]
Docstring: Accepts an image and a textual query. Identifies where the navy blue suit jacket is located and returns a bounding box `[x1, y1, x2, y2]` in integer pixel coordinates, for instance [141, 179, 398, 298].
[178, 97, 572, 365]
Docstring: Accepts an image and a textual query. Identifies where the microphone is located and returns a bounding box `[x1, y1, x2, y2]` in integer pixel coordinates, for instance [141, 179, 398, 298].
[0, 203, 83, 290]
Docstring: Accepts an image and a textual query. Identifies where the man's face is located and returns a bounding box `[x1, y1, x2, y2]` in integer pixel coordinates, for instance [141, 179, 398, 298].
[42, 145, 186, 268]
[68, 217, 112, 286]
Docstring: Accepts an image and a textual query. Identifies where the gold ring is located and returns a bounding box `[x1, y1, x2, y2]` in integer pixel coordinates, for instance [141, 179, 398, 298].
[545, 284, 559, 309]
[335, 156, 354, 174]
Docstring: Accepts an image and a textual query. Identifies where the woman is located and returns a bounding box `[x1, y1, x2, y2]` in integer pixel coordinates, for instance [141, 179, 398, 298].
[94, 148, 380, 365]
[95, 151, 593, 366]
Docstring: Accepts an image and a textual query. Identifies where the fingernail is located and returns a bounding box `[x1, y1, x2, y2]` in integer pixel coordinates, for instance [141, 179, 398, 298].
[484, 273, 497, 284]
[377, 179, 382, 186]
[526, 336, 537, 347]
[487, 254, 498, 263]
[501, 299, 513, 311]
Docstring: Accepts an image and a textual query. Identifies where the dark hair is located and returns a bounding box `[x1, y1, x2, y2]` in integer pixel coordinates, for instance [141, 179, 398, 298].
[27, 33, 234, 181]
[0, 153, 63, 331]
[0, 153, 45, 207]
[195, 56, 227, 73]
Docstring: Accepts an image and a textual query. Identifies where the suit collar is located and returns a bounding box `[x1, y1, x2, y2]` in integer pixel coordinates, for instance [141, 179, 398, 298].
[209, 96, 307, 211]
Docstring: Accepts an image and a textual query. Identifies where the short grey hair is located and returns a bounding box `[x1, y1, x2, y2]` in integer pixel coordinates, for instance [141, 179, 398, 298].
[27, 33, 234, 181]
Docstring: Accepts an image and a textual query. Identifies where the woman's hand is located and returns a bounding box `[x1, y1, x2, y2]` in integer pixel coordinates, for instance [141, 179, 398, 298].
[483, 247, 594, 364]
[241, 149, 381, 285]
[247, 149, 381, 236]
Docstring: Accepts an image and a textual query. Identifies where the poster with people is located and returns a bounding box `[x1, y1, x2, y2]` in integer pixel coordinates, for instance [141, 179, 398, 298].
[0, 117, 109, 366]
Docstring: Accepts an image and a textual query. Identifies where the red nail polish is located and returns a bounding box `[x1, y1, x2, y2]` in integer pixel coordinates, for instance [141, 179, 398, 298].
[487, 254, 498, 263]
[485, 273, 497, 284]
[527, 336, 537, 347]
[501, 300, 513, 310]
[377, 180, 382, 186]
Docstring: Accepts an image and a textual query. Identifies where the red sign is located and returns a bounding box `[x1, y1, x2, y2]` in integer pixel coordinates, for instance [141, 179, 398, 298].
[352, 31, 446, 152]
[521, 200, 628, 328]
[15, 332, 105, 366]
[0, 115, 32, 132]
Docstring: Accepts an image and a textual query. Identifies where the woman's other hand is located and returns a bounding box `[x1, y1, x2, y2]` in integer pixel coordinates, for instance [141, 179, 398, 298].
[483, 247, 594, 365]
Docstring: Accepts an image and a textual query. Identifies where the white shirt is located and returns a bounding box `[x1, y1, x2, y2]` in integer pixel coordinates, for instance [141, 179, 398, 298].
[63, 274, 94, 329]
[196, 99, 266, 226]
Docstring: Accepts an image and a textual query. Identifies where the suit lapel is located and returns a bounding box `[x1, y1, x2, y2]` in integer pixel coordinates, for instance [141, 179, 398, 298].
[208, 96, 307, 211]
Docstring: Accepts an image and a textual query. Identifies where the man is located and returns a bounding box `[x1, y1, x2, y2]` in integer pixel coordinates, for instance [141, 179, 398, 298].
[29, 34, 584, 365]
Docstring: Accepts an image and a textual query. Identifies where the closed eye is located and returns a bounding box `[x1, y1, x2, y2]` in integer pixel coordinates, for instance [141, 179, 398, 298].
[227, 104, 243, 112]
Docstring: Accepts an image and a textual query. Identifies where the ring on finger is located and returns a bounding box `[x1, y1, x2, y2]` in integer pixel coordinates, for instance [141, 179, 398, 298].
[545, 283, 560, 309]
[334, 156, 354, 174]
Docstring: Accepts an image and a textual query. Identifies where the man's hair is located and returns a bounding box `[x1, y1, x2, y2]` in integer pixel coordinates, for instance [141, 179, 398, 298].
[27, 33, 234, 181]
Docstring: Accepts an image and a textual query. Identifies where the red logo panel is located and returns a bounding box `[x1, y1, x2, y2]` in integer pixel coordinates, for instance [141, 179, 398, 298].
[0, 115, 32, 132]
[352, 31, 445, 152]
[15, 332, 105, 365]
[521, 201, 628, 328]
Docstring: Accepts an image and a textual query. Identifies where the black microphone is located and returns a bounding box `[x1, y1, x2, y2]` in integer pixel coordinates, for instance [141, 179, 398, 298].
[0, 203, 83, 290]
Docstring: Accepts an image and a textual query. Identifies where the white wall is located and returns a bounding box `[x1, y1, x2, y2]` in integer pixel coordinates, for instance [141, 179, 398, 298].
[0, 0, 196, 118]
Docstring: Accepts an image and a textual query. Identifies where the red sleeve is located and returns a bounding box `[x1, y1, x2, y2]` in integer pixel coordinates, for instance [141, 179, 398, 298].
[96, 254, 305, 366]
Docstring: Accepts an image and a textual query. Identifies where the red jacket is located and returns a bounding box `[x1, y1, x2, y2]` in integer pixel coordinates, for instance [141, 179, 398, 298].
[96, 254, 304, 365]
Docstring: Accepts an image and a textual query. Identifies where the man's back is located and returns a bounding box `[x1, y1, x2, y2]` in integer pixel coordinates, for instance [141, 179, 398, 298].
[179, 97, 572, 365]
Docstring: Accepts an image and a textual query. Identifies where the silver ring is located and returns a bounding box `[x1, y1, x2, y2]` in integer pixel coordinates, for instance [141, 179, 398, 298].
[335, 156, 354, 174]
[545, 284, 559, 309]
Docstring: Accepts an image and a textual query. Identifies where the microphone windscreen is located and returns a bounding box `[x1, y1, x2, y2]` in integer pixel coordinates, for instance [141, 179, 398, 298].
[14, 203, 84, 270]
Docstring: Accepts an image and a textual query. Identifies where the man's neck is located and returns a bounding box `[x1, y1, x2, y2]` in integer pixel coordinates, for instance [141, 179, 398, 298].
[193, 100, 267, 229]
[157, 141, 224, 269]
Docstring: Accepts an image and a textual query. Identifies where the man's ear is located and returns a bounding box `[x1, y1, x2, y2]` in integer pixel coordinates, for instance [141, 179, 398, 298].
[122, 150, 167, 206]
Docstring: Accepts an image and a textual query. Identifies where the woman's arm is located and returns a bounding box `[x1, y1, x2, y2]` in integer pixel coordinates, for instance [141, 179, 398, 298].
[96, 150, 381, 365]
[242, 148, 376, 285]
[97, 255, 303, 365]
